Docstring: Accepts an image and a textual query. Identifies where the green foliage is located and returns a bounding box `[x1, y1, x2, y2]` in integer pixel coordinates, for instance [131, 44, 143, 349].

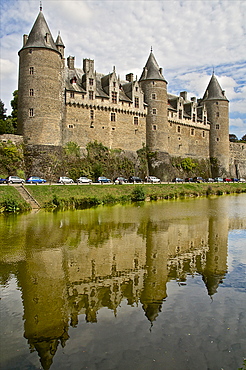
[0, 140, 24, 175]
[238, 358, 246, 370]
[180, 158, 197, 171]
[0, 118, 15, 134]
[64, 141, 80, 157]
[136, 144, 148, 177]
[131, 186, 146, 202]
[0, 99, 7, 120]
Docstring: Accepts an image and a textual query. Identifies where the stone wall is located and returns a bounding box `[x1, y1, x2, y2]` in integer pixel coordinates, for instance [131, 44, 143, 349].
[229, 142, 246, 178]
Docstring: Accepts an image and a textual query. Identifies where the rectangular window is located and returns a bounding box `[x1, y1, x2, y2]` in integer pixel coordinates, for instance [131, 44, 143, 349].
[216, 124, 220, 129]
[29, 89, 34, 96]
[152, 108, 157, 114]
[89, 91, 94, 100]
[29, 67, 34, 75]
[204, 116, 207, 125]
[177, 126, 181, 133]
[179, 109, 182, 119]
[135, 97, 139, 108]
[112, 92, 117, 103]
[134, 117, 138, 125]
[192, 114, 196, 122]
[216, 112, 219, 117]
[90, 110, 94, 120]
[29, 108, 34, 117]
[202, 131, 205, 137]
[191, 128, 194, 135]
[152, 93, 156, 100]
[111, 112, 116, 122]
[89, 78, 93, 86]
[70, 92, 74, 98]
[153, 125, 157, 131]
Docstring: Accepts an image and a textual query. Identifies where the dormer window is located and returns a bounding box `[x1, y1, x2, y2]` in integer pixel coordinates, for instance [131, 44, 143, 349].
[89, 91, 94, 100]
[135, 97, 139, 108]
[135, 87, 138, 92]
[113, 82, 116, 88]
[70, 77, 77, 84]
[89, 78, 93, 86]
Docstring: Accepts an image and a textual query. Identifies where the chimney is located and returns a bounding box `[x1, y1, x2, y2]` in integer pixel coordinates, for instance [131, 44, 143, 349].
[67, 56, 75, 69]
[180, 91, 187, 101]
[126, 73, 134, 82]
[23, 34, 28, 46]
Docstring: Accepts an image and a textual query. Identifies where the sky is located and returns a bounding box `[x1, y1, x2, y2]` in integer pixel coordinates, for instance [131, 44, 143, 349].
[0, 0, 245, 138]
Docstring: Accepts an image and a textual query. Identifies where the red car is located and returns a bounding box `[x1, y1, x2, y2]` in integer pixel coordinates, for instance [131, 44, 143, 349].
[223, 178, 232, 182]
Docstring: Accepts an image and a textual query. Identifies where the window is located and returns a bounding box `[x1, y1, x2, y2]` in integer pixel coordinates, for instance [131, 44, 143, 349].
[135, 87, 138, 92]
[216, 124, 220, 129]
[89, 91, 94, 100]
[202, 131, 205, 137]
[111, 112, 116, 122]
[70, 92, 74, 98]
[191, 128, 194, 135]
[89, 78, 93, 86]
[216, 102, 218, 105]
[29, 108, 34, 117]
[68, 124, 74, 128]
[29, 49, 32, 54]
[112, 92, 117, 103]
[204, 117, 207, 125]
[29, 89, 34, 96]
[134, 117, 138, 125]
[113, 82, 116, 87]
[90, 110, 94, 120]
[135, 97, 139, 108]
[216, 138, 220, 141]
[153, 125, 157, 130]
[177, 126, 181, 133]
[179, 109, 182, 119]
[192, 114, 196, 122]
[216, 112, 219, 117]
[152, 93, 156, 100]
[152, 108, 157, 114]
[29, 67, 34, 75]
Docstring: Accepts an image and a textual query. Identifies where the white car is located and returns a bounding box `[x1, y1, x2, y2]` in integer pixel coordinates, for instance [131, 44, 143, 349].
[6, 176, 25, 184]
[58, 176, 74, 184]
[239, 178, 246, 182]
[76, 177, 92, 184]
[146, 176, 161, 183]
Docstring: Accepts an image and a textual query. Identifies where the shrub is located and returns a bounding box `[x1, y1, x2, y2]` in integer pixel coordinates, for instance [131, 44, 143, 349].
[131, 186, 146, 202]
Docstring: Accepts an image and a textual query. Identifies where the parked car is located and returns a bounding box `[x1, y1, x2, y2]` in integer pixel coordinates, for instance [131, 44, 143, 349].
[26, 176, 47, 184]
[223, 178, 232, 182]
[76, 176, 92, 184]
[5, 176, 25, 184]
[129, 176, 143, 183]
[214, 177, 223, 182]
[145, 176, 161, 183]
[97, 176, 111, 183]
[114, 177, 128, 184]
[231, 178, 239, 182]
[193, 177, 204, 183]
[239, 178, 246, 182]
[205, 178, 214, 182]
[172, 178, 183, 183]
[0, 178, 6, 184]
[58, 176, 74, 184]
[185, 177, 194, 182]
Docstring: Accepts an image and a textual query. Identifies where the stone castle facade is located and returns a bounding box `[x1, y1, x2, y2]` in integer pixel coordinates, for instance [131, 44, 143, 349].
[17, 9, 246, 178]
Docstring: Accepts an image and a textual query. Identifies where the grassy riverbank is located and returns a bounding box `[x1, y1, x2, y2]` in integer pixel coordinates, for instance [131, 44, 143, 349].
[1, 182, 246, 212]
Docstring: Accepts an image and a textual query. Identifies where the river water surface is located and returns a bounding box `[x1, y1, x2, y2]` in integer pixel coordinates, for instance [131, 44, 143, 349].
[0, 194, 246, 370]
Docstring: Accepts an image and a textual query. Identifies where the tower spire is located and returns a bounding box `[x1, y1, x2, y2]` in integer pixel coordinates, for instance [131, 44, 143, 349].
[40, 1, 42, 11]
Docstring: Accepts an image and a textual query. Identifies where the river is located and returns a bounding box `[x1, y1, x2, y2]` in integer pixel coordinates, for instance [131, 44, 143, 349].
[0, 194, 246, 370]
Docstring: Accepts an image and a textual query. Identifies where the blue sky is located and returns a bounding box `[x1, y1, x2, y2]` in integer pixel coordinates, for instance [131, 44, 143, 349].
[0, 0, 245, 138]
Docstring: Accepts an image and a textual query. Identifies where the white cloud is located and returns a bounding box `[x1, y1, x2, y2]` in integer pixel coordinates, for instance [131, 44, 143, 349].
[0, 0, 245, 137]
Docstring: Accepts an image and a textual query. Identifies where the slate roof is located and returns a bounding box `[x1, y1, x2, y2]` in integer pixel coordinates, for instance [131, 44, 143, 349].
[202, 74, 228, 101]
[139, 51, 166, 82]
[20, 11, 58, 53]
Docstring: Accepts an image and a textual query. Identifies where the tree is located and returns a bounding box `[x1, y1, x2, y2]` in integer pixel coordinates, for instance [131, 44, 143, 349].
[240, 134, 246, 142]
[10, 90, 18, 129]
[229, 134, 238, 142]
[0, 99, 7, 120]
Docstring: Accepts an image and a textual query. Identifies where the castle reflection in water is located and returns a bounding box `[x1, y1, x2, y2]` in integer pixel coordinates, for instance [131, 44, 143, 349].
[1, 197, 245, 369]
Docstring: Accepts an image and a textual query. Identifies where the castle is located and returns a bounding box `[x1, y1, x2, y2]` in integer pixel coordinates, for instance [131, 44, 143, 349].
[17, 8, 246, 178]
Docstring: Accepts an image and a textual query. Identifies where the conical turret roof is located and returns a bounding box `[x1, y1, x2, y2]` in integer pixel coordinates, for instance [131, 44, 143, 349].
[20, 11, 58, 53]
[56, 33, 65, 47]
[202, 73, 228, 101]
[139, 51, 166, 82]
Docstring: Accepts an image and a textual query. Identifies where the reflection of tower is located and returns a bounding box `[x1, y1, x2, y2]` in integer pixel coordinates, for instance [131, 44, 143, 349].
[140, 221, 169, 323]
[202, 199, 228, 295]
[18, 249, 69, 370]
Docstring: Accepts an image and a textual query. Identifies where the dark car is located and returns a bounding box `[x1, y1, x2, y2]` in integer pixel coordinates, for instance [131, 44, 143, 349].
[0, 178, 6, 184]
[185, 178, 194, 182]
[98, 176, 111, 183]
[26, 176, 47, 184]
[114, 177, 128, 184]
[231, 178, 239, 182]
[129, 176, 143, 183]
[193, 177, 204, 183]
[172, 178, 183, 183]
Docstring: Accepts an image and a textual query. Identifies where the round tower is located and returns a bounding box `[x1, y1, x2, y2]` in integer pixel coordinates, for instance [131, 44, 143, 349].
[202, 74, 229, 176]
[139, 51, 169, 152]
[17, 9, 64, 146]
